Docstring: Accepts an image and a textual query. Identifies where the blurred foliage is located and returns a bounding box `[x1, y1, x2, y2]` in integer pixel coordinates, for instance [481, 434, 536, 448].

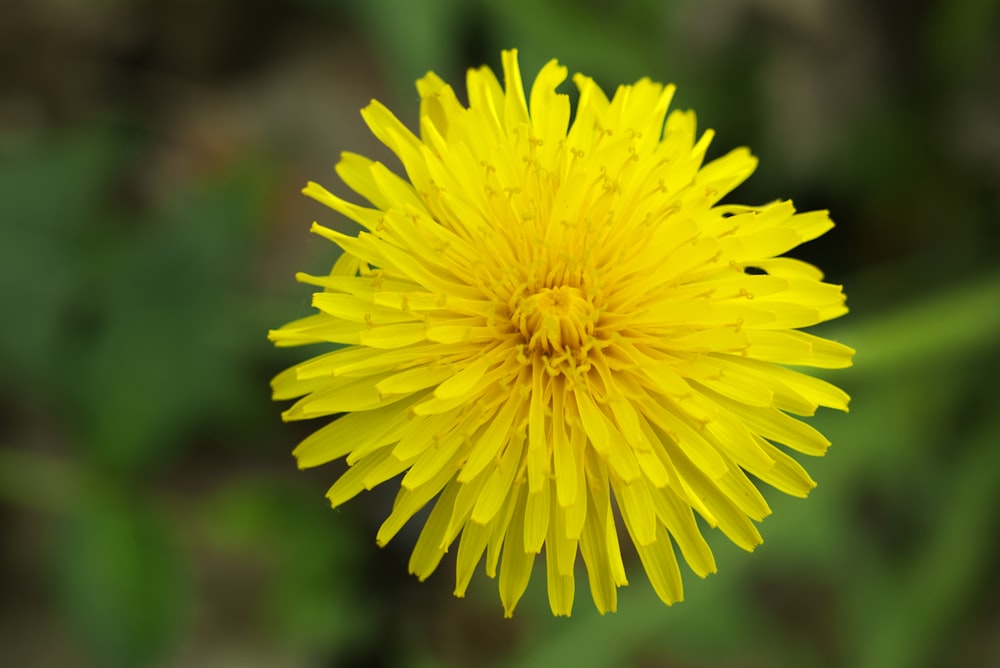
[56, 481, 189, 668]
[1, 0, 998, 667]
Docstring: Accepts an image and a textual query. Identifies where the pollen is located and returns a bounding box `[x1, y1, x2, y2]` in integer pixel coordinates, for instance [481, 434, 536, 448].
[514, 285, 597, 356]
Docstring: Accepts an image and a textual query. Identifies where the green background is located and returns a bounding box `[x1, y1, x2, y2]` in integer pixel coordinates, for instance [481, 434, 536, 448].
[2, 0, 998, 666]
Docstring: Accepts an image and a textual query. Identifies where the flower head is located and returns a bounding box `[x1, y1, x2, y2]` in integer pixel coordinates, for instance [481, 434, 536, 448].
[270, 50, 853, 617]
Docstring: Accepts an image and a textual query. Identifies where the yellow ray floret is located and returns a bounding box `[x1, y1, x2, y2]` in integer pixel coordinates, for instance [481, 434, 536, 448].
[269, 49, 854, 617]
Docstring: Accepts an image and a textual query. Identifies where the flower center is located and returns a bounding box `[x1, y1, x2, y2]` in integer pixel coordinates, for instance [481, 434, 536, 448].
[514, 286, 597, 355]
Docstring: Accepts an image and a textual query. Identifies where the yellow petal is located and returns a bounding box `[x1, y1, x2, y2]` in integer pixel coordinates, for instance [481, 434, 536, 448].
[499, 486, 533, 618]
[409, 480, 461, 580]
[523, 481, 550, 554]
[633, 528, 683, 606]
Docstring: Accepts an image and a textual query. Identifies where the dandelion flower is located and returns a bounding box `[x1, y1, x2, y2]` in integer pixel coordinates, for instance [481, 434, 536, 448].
[270, 49, 853, 617]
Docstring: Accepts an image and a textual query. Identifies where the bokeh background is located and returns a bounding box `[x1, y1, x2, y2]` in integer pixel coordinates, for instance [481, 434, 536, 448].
[2, 0, 999, 666]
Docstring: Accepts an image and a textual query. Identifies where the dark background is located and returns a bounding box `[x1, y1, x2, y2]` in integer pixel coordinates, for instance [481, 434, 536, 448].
[2, 0, 999, 666]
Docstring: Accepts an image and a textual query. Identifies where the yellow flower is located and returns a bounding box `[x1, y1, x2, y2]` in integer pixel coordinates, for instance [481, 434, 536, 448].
[270, 49, 853, 617]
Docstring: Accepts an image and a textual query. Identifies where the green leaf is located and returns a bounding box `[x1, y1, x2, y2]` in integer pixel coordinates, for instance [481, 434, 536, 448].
[54, 482, 189, 668]
[203, 477, 375, 655]
[74, 166, 273, 471]
[0, 128, 121, 397]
